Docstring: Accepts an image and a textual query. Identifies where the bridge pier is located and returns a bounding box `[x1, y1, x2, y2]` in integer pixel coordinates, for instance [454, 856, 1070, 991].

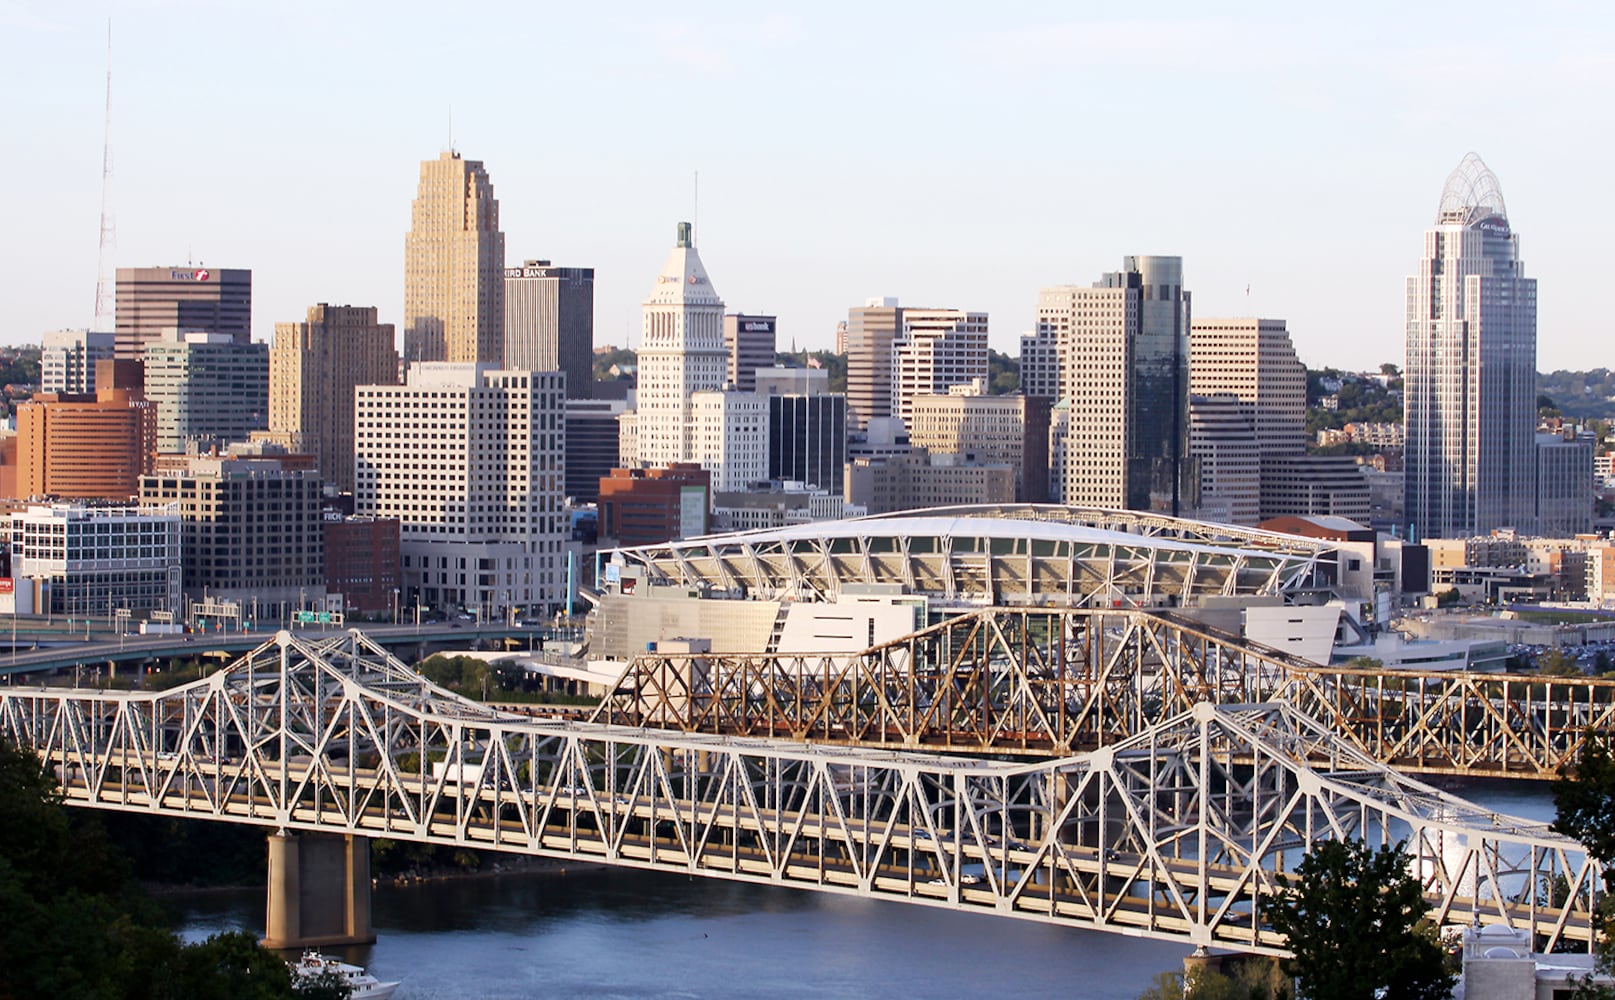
[262, 832, 374, 949]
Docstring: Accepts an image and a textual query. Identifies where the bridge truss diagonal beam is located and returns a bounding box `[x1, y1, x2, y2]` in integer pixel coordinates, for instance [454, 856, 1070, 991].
[0, 629, 1598, 955]
[593, 607, 1615, 779]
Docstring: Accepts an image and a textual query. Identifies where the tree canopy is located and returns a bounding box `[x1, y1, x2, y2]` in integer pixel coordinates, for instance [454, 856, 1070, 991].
[0, 737, 349, 999]
[1265, 838, 1452, 1000]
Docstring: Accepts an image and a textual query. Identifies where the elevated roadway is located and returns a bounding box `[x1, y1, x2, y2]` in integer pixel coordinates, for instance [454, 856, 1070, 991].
[0, 621, 546, 678]
[0, 628, 1598, 955]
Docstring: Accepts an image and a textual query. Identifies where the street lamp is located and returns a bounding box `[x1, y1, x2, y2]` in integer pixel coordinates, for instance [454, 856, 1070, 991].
[392, 589, 400, 627]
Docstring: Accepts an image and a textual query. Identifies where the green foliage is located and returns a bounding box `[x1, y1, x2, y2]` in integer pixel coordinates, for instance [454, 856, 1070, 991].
[0, 345, 41, 392]
[773, 349, 846, 393]
[988, 349, 1019, 394]
[1435, 588, 1460, 607]
[1554, 732, 1615, 871]
[1344, 656, 1384, 669]
[1551, 734, 1615, 997]
[1304, 367, 1403, 445]
[371, 837, 483, 878]
[1136, 958, 1290, 1000]
[592, 346, 637, 383]
[1266, 839, 1453, 1000]
[1540, 648, 1586, 677]
[0, 738, 326, 998]
[1539, 370, 1615, 422]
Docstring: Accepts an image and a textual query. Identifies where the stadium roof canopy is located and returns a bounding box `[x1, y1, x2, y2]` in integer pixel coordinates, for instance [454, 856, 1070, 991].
[603, 504, 1342, 608]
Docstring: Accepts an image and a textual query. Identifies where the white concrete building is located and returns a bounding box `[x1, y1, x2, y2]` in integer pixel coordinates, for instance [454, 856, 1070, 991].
[691, 389, 769, 493]
[1188, 394, 1261, 526]
[141, 329, 269, 454]
[40, 330, 115, 395]
[633, 222, 726, 469]
[891, 309, 988, 423]
[354, 364, 566, 616]
[6, 503, 182, 617]
[1040, 257, 1192, 514]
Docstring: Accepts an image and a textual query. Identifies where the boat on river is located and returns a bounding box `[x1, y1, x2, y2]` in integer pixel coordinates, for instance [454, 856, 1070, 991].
[289, 949, 401, 999]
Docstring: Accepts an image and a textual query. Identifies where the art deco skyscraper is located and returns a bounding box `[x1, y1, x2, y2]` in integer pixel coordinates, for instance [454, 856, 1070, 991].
[404, 152, 505, 365]
[1404, 154, 1537, 539]
[634, 222, 727, 469]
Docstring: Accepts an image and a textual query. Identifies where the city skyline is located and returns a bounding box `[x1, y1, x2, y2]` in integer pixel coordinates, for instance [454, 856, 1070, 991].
[3, 3, 1610, 371]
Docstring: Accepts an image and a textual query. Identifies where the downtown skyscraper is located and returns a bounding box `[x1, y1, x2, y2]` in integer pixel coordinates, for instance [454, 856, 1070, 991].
[1041, 256, 1195, 515]
[404, 152, 505, 365]
[1404, 154, 1537, 540]
[633, 222, 727, 469]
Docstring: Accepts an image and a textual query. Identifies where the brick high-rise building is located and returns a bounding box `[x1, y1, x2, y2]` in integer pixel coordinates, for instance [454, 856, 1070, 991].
[114, 265, 251, 361]
[404, 151, 505, 365]
[16, 383, 155, 501]
[269, 304, 398, 492]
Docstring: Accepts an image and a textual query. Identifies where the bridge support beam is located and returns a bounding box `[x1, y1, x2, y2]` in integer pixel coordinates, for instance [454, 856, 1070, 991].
[262, 832, 374, 949]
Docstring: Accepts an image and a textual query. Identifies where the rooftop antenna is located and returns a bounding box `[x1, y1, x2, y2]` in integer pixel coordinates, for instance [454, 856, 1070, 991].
[92, 20, 115, 329]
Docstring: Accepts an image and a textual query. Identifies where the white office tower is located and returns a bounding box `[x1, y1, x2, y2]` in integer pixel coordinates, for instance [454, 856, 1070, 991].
[692, 389, 769, 492]
[635, 222, 726, 468]
[1188, 394, 1261, 526]
[354, 364, 566, 616]
[1041, 256, 1194, 515]
[891, 309, 989, 423]
[1188, 318, 1306, 457]
[1405, 153, 1538, 539]
[41, 330, 115, 394]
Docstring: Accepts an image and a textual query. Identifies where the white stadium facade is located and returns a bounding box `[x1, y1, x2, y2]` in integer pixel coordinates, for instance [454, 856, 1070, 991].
[589, 505, 1365, 664]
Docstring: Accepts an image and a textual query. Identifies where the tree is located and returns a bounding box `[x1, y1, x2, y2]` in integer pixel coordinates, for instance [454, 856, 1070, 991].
[1266, 838, 1453, 1000]
[1540, 648, 1585, 677]
[0, 738, 333, 999]
[1551, 733, 1615, 997]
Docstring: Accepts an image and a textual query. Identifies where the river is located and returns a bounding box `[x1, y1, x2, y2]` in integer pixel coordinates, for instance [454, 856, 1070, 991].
[174, 780, 1556, 1000]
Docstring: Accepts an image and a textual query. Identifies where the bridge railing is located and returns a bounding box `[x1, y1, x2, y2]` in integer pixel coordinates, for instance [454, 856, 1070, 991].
[0, 629, 1598, 954]
[591, 606, 1615, 779]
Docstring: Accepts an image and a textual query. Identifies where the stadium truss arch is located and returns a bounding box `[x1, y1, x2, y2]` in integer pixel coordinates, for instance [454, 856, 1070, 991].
[602, 504, 1341, 609]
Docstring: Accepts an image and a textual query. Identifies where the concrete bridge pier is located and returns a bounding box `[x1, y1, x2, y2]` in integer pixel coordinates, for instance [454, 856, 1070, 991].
[262, 831, 374, 949]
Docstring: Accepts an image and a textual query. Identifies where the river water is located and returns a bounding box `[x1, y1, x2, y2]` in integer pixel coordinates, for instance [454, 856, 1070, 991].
[174, 781, 1556, 1000]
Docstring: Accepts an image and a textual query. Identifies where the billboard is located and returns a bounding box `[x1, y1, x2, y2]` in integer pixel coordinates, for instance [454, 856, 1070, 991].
[678, 486, 707, 539]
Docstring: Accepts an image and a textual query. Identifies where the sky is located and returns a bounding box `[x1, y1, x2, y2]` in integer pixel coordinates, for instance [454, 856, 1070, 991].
[1, 0, 1611, 372]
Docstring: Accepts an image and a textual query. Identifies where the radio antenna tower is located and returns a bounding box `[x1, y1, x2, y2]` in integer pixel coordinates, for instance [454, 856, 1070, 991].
[92, 21, 115, 329]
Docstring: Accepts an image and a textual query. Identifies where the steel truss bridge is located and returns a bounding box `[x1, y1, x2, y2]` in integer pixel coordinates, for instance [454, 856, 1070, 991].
[595, 606, 1615, 780]
[0, 630, 1599, 954]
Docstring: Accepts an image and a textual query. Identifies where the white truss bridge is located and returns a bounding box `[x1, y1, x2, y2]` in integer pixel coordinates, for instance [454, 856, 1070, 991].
[0, 629, 1600, 955]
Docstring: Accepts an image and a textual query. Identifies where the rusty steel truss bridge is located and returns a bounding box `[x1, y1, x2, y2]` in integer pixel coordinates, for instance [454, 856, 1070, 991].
[593, 606, 1615, 780]
[0, 629, 1601, 954]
